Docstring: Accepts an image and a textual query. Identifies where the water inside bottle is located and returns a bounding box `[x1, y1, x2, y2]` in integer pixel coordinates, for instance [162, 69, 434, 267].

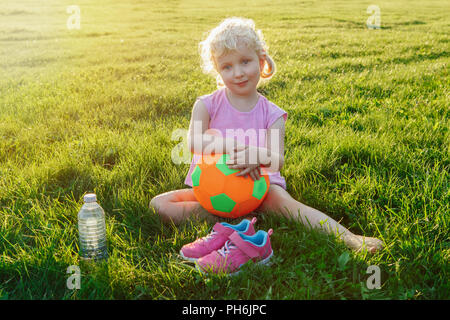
[78, 202, 108, 261]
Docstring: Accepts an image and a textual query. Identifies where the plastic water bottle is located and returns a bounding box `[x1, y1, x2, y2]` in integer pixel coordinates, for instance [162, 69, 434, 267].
[78, 193, 108, 261]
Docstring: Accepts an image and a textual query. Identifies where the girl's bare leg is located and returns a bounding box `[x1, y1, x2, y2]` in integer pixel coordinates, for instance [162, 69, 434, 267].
[150, 189, 219, 224]
[258, 184, 384, 253]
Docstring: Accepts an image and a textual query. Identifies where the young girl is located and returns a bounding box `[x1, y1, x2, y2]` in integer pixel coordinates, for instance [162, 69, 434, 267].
[150, 17, 383, 253]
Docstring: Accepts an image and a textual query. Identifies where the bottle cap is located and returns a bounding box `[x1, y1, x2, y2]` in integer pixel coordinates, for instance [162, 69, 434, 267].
[83, 193, 97, 203]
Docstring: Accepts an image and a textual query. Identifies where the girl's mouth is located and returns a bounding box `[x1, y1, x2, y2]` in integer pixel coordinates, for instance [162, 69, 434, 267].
[236, 80, 248, 87]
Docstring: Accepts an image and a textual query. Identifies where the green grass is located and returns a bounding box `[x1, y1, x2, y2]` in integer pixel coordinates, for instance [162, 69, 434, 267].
[0, 0, 449, 299]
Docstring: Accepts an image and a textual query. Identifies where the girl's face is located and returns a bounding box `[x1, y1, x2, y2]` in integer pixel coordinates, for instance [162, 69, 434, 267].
[214, 42, 265, 97]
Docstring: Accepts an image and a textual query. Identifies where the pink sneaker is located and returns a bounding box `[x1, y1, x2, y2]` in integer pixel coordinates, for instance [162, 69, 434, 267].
[179, 218, 257, 262]
[196, 229, 274, 275]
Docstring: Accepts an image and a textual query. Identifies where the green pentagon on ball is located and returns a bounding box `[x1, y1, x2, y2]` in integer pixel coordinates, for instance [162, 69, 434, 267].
[252, 177, 268, 200]
[216, 154, 240, 176]
[210, 193, 236, 213]
[192, 165, 201, 187]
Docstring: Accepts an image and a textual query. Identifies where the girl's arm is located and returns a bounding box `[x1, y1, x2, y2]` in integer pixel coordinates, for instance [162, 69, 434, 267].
[259, 147, 284, 173]
[187, 99, 242, 155]
[261, 116, 285, 172]
[227, 116, 285, 174]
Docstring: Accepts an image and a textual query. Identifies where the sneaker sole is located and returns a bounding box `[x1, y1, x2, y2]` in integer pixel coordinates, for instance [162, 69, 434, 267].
[195, 251, 274, 276]
[179, 250, 200, 262]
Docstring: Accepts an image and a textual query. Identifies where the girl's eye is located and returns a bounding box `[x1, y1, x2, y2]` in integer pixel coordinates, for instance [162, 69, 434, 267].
[243, 60, 249, 64]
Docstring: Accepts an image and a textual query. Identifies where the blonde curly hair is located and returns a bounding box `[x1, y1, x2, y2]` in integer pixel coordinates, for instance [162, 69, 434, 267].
[199, 17, 276, 89]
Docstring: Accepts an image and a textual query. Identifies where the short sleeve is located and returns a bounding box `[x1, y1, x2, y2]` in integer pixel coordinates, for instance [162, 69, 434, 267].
[196, 93, 216, 120]
[267, 103, 288, 128]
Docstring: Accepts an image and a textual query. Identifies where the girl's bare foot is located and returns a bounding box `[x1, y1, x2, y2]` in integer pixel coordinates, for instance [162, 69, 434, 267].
[343, 233, 384, 253]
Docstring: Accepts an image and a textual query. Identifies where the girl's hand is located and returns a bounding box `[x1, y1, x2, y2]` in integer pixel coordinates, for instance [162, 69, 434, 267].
[229, 163, 261, 180]
[246, 166, 262, 181]
[226, 145, 263, 181]
[227, 144, 260, 166]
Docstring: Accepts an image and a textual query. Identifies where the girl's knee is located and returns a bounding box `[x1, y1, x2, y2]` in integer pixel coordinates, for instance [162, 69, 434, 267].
[151, 204, 180, 225]
[149, 194, 193, 225]
[149, 195, 161, 212]
[260, 184, 292, 210]
[149, 196, 172, 223]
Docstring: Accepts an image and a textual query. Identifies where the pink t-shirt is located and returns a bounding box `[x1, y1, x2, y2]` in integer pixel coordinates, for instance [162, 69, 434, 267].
[184, 88, 288, 190]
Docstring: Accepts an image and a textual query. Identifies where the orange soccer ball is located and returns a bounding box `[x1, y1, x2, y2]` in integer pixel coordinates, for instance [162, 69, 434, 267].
[191, 153, 270, 218]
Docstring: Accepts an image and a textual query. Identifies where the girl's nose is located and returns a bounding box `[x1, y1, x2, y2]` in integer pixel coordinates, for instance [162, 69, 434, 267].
[234, 66, 244, 78]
